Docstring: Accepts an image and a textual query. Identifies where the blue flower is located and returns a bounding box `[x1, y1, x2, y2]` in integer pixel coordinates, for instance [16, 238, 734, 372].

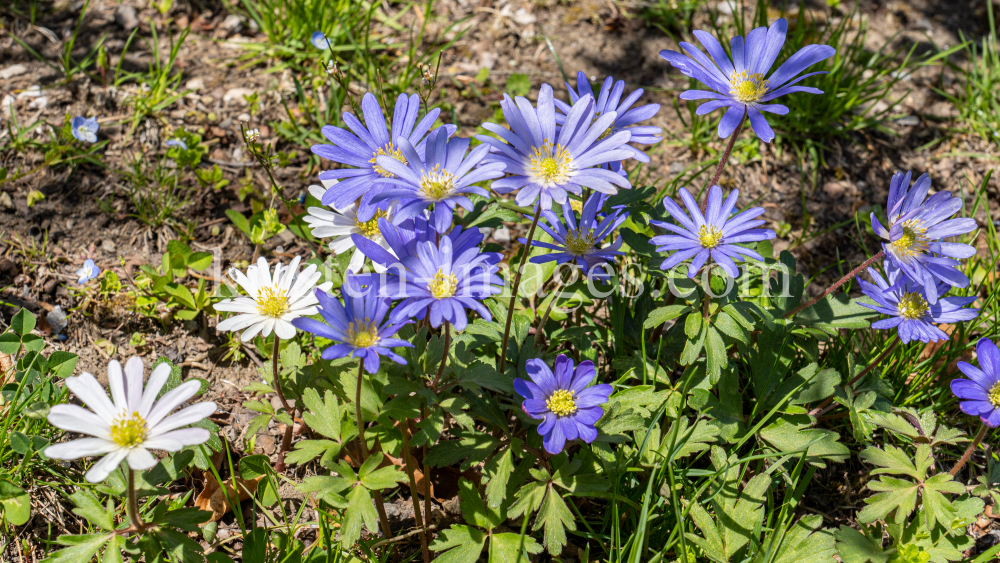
[870, 171, 977, 304]
[521, 193, 627, 279]
[76, 259, 100, 284]
[311, 31, 330, 50]
[291, 277, 412, 374]
[554, 71, 662, 169]
[858, 264, 978, 344]
[658, 18, 835, 142]
[951, 338, 1000, 427]
[514, 354, 612, 455]
[311, 93, 456, 221]
[72, 116, 99, 143]
[165, 139, 188, 150]
[476, 84, 636, 210]
[352, 214, 500, 273]
[378, 233, 503, 331]
[650, 185, 775, 278]
[373, 128, 506, 233]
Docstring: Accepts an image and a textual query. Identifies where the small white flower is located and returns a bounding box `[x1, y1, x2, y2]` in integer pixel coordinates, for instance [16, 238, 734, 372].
[302, 179, 395, 275]
[44, 357, 217, 483]
[325, 60, 339, 76]
[214, 256, 332, 342]
[245, 129, 260, 142]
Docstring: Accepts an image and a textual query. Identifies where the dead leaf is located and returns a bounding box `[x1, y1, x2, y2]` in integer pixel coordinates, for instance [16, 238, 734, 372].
[0, 352, 13, 384]
[195, 475, 262, 522]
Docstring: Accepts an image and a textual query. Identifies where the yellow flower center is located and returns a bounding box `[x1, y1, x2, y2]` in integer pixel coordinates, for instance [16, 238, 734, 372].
[529, 140, 573, 185]
[729, 70, 770, 104]
[889, 219, 929, 257]
[419, 165, 457, 201]
[897, 292, 929, 320]
[989, 382, 1000, 408]
[569, 199, 583, 213]
[347, 319, 380, 348]
[110, 411, 148, 447]
[356, 209, 388, 239]
[428, 269, 459, 299]
[370, 142, 407, 178]
[565, 229, 596, 255]
[546, 390, 577, 417]
[256, 286, 289, 318]
[592, 111, 613, 140]
[698, 224, 724, 248]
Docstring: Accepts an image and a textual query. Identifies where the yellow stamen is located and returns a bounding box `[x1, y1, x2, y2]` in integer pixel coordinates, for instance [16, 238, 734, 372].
[889, 219, 929, 257]
[347, 318, 380, 348]
[569, 199, 583, 213]
[428, 269, 458, 299]
[547, 389, 577, 417]
[729, 70, 770, 104]
[256, 286, 289, 318]
[897, 292, 929, 320]
[356, 209, 388, 239]
[989, 382, 1000, 408]
[370, 142, 407, 178]
[698, 225, 724, 248]
[419, 165, 457, 201]
[592, 111, 613, 140]
[110, 411, 148, 447]
[529, 140, 573, 185]
[565, 230, 596, 255]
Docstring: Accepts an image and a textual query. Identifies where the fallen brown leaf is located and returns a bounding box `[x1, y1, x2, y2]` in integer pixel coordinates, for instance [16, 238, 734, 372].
[195, 475, 262, 522]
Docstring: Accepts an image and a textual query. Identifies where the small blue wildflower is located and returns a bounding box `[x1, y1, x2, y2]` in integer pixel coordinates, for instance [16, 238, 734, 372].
[858, 264, 979, 344]
[554, 71, 662, 169]
[951, 338, 1000, 427]
[870, 171, 977, 304]
[311, 31, 330, 50]
[515, 354, 612, 455]
[72, 117, 99, 143]
[373, 128, 506, 233]
[521, 193, 627, 279]
[650, 185, 775, 278]
[77, 259, 100, 284]
[476, 83, 636, 210]
[165, 139, 188, 150]
[658, 18, 835, 142]
[291, 277, 411, 374]
[312, 93, 455, 221]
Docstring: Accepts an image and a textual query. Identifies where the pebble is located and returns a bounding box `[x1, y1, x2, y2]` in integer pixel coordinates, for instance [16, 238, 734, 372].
[237, 113, 251, 122]
[185, 78, 204, 91]
[223, 88, 255, 106]
[493, 226, 511, 243]
[896, 115, 920, 126]
[46, 306, 68, 335]
[220, 14, 243, 32]
[115, 5, 139, 30]
[0, 192, 12, 210]
[0, 64, 27, 80]
[101, 239, 116, 253]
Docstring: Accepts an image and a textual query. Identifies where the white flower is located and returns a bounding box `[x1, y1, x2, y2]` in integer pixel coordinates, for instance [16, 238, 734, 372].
[245, 129, 259, 142]
[214, 255, 332, 342]
[44, 357, 217, 483]
[302, 179, 396, 274]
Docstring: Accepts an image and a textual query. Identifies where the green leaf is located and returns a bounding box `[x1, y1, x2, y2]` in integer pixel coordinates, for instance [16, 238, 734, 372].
[834, 526, 889, 563]
[239, 454, 271, 479]
[151, 507, 214, 532]
[11, 309, 36, 336]
[47, 351, 79, 379]
[859, 476, 920, 525]
[534, 486, 576, 555]
[643, 304, 693, 328]
[70, 490, 113, 530]
[359, 455, 407, 491]
[489, 533, 543, 563]
[508, 480, 547, 521]
[772, 363, 841, 406]
[754, 515, 835, 563]
[705, 326, 727, 381]
[39, 534, 113, 563]
[187, 252, 213, 271]
[791, 293, 876, 334]
[429, 525, 487, 563]
[0, 482, 30, 526]
[341, 486, 378, 548]
[484, 445, 515, 508]
[225, 209, 251, 236]
[713, 311, 749, 343]
[0, 332, 20, 354]
[301, 388, 343, 440]
[458, 477, 503, 530]
[760, 415, 849, 467]
[425, 429, 500, 469]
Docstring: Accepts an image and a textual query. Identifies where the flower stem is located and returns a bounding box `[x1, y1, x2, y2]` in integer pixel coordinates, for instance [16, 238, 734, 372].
[950, 424, 990, 477]
[354, 362, 395, 543]
[811, 336, 899, 417]
[126, 468, 146, 533]
[431, 321, 451, 390]
[399, 419, 430, 563]
[785, 249, 885, 319]
[271, 335, 294, 473]
[534, 275, 567, 347]
[702, 114, 746, 211]
[499, 206, 543, 374]
[421, 406, 433, 541]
